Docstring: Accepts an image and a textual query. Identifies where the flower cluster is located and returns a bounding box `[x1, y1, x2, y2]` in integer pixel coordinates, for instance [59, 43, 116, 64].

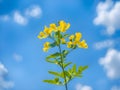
[67, 32, 88, 48]
[38, 20, 88, 52]
[38, 20, 70, 39]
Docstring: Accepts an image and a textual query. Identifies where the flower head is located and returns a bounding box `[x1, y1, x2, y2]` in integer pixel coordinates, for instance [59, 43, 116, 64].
[78, 40, 88, 48]
[44, 26, 53, 35]
[67, 41, 73, 48]
[75, 32, 82, 42]
[50, 23, 58, 32]
[58, 20, 70, 32]
[38, 32, 47, 39]
[66, 32, 88, 49]
[43, 42, 50, 52]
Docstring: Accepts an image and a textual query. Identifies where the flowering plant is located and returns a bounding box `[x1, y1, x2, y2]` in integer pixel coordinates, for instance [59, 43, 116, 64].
[38, 20, 88, 90]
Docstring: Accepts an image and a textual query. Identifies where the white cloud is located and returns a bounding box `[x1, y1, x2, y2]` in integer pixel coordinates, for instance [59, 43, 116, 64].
[0, 63, 8, 76]
[13, 53, 23, 62]
[99, 49, 120, 79]
[93, 38, 120, 50]
[94, 39, 114, 50]
[13, 11, 27, 25]
[94, 0, 120, 35]
[0, 5, 42, 25]
[0, 63, 14, 90]
[25, 5, 42, 18]
[111, 86, 120, 90]
[75, 83, 92, 90]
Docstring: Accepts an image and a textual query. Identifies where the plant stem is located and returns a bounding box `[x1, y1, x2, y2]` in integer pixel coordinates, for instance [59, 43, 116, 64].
[58, 44, 68, 90]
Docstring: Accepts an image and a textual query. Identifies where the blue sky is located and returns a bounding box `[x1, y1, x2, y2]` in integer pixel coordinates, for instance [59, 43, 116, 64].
[0, 0, 120, 90]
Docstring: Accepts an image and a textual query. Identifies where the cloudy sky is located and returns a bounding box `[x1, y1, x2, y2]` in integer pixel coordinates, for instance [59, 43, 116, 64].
[0, 0, 120, 90]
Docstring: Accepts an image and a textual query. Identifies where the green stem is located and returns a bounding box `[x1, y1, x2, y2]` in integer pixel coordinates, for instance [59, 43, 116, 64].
[58, 44, 68, 90]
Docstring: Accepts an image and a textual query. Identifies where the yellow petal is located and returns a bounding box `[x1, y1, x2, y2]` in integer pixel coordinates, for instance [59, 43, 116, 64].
[57, 26, 61, 31]
[59, 20, 65, 26]
[44, 26, 49, 33]
[50, 23, 58, 32]
[38, 32, 47, 39]
[43, 42, 50, 52]
[50, 23, 56, 29]
[43, 48, 49, 52]
[44, 26, 52, 35]
[61, 28, 66, 32]
[69, 35, 74, 41]
[65, 23, 70, 30]
[67, 41, 72, 48]
[73, 41, 78, 45]
[60, 21, 66, 32]
[59, 20, 70, 32]
[43, 42, 50, 48]
[75, 32, 82, 41]
[78, 40, 88, 48]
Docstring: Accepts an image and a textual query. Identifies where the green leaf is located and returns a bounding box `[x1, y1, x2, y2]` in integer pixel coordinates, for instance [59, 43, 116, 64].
[63, 62, 72, 68]
[72, 45, 77, 49]
[46, 52, 60, 60]
[68, 68, 72, 74]
[54, 77, 59, 82]
[82, 66, 88, 70]
[43, 79, 56, 84]
[74, 73, 83, 78]
[54, 77, 62, 85]
[46, 59, 57, 64]
[60, 72, 65, 78]
[78, 66, 88, 72]
[46, 58, 62, 65]
[50, 42, 57, 47]
[78, 66, 82, 72]
[62, 50, 69, 55]
[62, 71, 72, 84]
[54, 32, 59, 38]
[43, 78, 62, 85]
[77, 74, 83, 78]
[62, 50, 69, 58]
[63, 34, 69, 38]
[59, 32, 63, 39]
[72, 64, 76, 73]
[64, 71, 71, 79]
[48, 71, 63, 78]
[61, 71, 71, 80]
[54, 31, 62, 39]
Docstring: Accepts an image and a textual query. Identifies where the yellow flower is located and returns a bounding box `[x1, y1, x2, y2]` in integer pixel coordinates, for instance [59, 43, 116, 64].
[78, 40, 88, 48]
[73, 41, 78, 45]
[58, 20, 70, 32]
[67, 41, 72, 48]
[50, 23, 58, 32]
[61, 38, 66, 44]
[43, 42, 50, 52]
[69, 35, 74, 41]
[43, 48, 49, 52]
[37, 32, 47, 39]
[75, 32, 82, 42]
[44, 26, 53, 35]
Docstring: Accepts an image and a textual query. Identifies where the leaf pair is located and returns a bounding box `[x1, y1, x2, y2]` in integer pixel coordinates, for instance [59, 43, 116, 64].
[68, 65, 88, 78]
[43, 77, 62, 85]
[46, 50, 69, 65]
